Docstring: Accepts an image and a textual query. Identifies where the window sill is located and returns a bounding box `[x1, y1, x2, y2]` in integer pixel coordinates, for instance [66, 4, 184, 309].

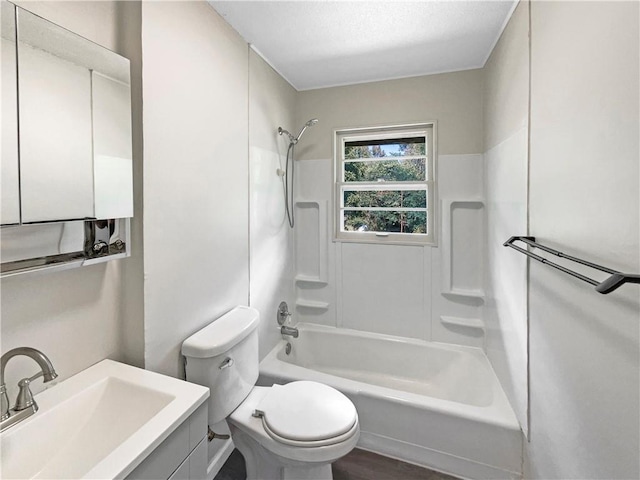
[334, 234, 437, 247]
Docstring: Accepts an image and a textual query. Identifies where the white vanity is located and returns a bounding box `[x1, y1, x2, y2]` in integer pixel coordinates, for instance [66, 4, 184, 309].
[0, 360, 209, 479]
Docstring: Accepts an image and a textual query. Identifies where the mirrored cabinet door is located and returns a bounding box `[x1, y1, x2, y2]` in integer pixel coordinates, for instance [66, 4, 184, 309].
[17, 8, 95, 223]
[1, 1, 19, 225]
[92, 71, 134, 219]
[15, 7, 133, 224]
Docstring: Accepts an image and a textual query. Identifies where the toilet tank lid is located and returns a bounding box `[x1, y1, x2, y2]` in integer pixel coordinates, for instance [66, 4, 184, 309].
[182, 306, 260, 358]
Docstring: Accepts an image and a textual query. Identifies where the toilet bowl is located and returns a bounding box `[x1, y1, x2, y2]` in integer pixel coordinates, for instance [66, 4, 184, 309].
[228, 383, 359, 480]
[182, 306, 359, 480]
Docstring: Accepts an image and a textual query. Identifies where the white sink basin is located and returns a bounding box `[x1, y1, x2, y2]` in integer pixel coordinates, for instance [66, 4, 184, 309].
[1, 359, 209, 479]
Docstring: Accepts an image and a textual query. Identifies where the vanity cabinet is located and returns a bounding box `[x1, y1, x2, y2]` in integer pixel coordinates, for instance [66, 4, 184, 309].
[126, 403, 208, 480]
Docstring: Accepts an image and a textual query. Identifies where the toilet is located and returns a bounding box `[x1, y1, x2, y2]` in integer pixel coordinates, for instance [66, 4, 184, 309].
[182, 306, 359, 480]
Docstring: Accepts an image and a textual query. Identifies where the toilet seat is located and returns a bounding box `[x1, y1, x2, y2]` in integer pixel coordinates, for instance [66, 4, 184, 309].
[253, 381, 358, 447]
[228, 383, 360, 464]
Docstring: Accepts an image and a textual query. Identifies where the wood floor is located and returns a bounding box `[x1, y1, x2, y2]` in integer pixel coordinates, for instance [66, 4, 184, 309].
[333, 449, 458, 480]
[214, 448, 460, 480]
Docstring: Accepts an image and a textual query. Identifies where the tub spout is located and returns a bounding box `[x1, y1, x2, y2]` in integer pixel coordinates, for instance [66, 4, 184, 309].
[280, 325, 299, 338]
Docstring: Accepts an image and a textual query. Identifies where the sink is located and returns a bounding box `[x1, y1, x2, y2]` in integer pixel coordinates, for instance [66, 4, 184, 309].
[1, 359, 209, 479]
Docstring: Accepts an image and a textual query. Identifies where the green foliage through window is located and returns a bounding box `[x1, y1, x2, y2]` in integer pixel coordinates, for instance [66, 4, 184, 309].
[341, 136, 428, 234]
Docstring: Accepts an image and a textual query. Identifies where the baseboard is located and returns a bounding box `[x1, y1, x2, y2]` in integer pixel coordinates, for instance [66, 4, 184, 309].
[358, 431, 521, 480]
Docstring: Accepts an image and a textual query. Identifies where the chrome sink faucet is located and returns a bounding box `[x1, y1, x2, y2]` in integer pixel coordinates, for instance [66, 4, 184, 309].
[1, 347, 58, 432]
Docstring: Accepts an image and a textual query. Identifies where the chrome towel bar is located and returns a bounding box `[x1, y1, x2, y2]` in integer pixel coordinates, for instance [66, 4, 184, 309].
[503, 236, 640, 294]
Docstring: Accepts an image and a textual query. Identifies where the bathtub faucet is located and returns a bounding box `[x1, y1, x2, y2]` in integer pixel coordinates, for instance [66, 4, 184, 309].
[280, 325, 299, 338]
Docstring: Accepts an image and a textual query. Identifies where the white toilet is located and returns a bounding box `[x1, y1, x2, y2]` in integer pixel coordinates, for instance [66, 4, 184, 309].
[182, 306, 359, 480]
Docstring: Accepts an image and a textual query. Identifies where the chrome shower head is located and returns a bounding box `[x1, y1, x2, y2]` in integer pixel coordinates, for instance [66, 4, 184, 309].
[279, 119, 318, 145]
[294, 118, 319, 143]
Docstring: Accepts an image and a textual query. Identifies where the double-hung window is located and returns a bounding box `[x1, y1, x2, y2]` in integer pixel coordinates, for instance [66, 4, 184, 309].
[335, 123, 436, 245]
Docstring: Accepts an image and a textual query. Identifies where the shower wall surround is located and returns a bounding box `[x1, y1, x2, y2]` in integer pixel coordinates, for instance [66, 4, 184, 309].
[294, 69, 487, 348]
[482, 0, 529, 437]
[248, 49, 297, 360]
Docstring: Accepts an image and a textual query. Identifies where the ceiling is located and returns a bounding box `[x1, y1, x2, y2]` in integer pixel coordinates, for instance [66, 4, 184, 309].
[209, 1, 517, 91]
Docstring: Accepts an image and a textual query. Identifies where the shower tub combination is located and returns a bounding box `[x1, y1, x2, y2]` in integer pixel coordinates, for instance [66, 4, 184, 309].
[259, 323, 522, 480]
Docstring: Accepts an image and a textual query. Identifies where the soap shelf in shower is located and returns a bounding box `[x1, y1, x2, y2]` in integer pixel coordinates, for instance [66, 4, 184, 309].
[440, 315, 485, 330]
[295, 275, 328, 286]
[504, 236, 640, 294]
[441, 198, 485, 300]
[295, 299, 330, 311]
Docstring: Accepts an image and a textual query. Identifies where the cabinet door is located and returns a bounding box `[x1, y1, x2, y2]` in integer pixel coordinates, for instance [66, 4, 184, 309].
[92, 71, 134, 219]
[1, 1, 19, 225]
[17, 8, 94, 223]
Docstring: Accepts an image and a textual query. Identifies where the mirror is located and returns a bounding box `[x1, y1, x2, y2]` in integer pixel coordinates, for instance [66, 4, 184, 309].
[16, 6, 133, 223]
[1, 1, 19, 225]
[0, 3, 133, 276]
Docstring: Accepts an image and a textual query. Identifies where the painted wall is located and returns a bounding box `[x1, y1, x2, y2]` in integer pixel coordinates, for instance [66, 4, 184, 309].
[0, 0, 142, 400]
[482, 0, 529, 435]
[141, 2, 249, 378]
[117, 0, 145, 369]
[248, 50, 297, 359]
[526, 2, 639, 478]
[295, 71, 487, 348]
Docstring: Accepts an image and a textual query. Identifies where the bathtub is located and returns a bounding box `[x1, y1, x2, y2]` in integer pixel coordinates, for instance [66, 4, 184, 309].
[259, 323, 522, 480]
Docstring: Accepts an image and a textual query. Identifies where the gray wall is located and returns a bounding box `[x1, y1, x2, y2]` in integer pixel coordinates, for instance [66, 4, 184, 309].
[141, 1, 250, 378]
[0, 0, 143, 399]
[526, 1, 639, 478]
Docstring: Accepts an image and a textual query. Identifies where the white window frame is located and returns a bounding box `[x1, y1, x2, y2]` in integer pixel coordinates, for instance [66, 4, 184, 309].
[333, 122, 437, 246]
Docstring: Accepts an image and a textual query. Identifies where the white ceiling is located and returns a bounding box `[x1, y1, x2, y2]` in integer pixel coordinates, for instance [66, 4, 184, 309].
[209, 1, 517, 91]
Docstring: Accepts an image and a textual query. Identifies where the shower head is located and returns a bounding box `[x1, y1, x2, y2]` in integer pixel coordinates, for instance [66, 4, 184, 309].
[278, 118, 318, 145]
[294, 118, 318, 143]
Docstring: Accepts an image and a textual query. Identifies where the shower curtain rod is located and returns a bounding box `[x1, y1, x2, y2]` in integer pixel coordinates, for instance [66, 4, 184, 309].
[503, 236, 640, 295]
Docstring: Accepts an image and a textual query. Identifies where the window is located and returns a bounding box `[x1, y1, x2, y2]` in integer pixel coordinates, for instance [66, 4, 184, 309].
[334, 123, 435, 245]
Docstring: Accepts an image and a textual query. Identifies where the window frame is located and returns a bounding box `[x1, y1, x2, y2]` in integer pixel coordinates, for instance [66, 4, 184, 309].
[333, 122, 437, 246]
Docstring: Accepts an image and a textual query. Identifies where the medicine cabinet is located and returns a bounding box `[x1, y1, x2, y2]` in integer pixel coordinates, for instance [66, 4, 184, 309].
[1, 2, 134, 277]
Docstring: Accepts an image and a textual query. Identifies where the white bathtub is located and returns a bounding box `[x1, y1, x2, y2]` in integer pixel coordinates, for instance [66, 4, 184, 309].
[259, 323, 522, 480]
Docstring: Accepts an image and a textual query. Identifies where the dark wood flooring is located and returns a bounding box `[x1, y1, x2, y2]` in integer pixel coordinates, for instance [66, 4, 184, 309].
[214, 448, 459, 480]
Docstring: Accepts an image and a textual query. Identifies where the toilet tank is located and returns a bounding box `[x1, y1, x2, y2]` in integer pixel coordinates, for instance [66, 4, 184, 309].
[182, 306, 260, 425]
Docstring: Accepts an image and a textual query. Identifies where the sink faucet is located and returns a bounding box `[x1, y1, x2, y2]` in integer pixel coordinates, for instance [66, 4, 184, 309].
[280, 325, 299, 338]
[1, 347, 58, 432]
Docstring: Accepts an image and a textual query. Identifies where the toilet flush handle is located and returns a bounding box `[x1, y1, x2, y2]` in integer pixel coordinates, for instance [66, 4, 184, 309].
[219, 357, 234, 370]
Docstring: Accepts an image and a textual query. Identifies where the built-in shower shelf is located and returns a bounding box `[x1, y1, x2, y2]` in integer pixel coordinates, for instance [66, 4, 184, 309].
[441, 198, 485, 300]
[441, 292, 485, 306]
[440, 315, 485, 330]
[295, 275, 328, 285]
[444, 288, 485, 299]
[295, 299, 330, 311]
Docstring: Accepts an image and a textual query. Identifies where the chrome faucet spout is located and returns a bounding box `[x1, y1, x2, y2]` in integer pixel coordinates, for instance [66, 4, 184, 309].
[280, 325, 299, 338]
[1, 347, 58, 430]
[1, 347, 57, 386]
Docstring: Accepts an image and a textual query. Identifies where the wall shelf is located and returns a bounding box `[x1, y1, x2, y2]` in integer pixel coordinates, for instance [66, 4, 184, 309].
[294, 275, 328, 286]
[440, 315, 485, 330]
[295, 299, 330, 311]
[441, 198, 485, 299]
